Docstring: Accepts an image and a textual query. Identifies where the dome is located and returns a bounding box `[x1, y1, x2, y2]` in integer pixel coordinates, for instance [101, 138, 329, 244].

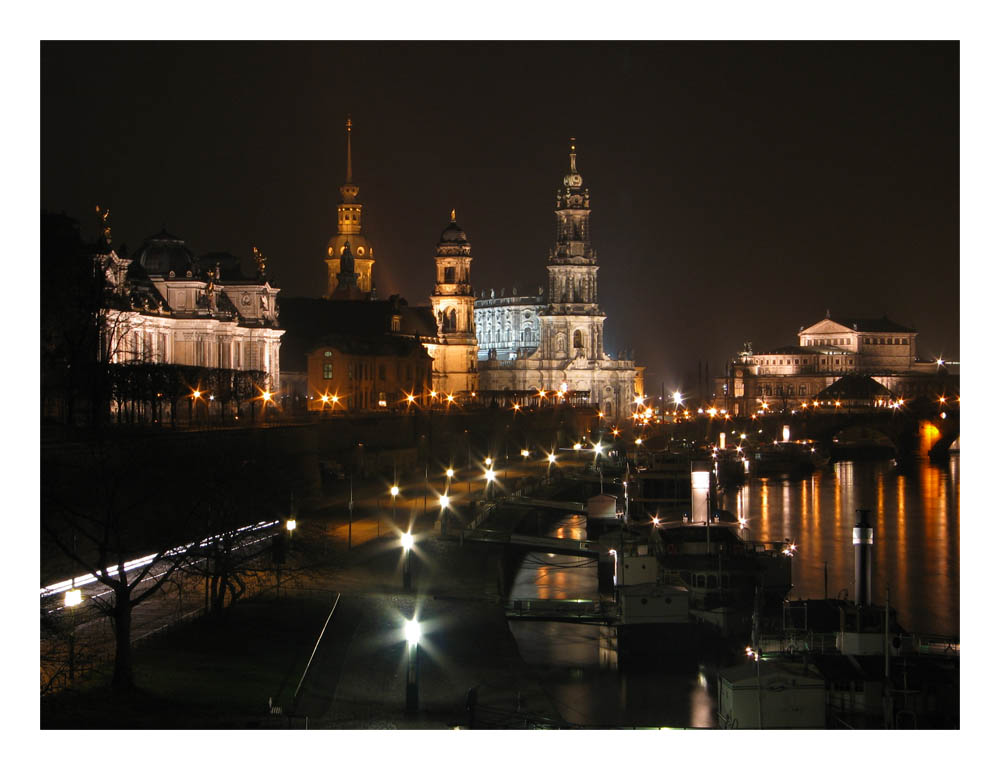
[135, 229, 196, 276]
[439, 221, 468, 244]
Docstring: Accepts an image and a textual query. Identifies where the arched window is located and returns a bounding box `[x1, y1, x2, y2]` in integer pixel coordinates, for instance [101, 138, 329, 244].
[573, 330, 584, 349]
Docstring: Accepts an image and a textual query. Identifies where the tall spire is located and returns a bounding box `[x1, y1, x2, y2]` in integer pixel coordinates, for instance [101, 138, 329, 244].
[569, 137, 577, 174]
[345, 116, 353, 183]
[340, 116, 359, 203]
[451, 208, 456, 222]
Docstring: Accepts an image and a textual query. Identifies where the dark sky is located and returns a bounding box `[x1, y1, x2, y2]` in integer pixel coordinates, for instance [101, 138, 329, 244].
[41, 42, 958, 390]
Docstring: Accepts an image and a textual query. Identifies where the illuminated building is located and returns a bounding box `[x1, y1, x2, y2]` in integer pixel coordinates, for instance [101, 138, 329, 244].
[306, 334, 433, 412]
[717, 312, 958, 414]
[474, 288, 544, 361]
[324, 117, 376, 299]
[425, 212, 479, 394]
[477, 141, 639, 419]
[99, 227, 283, 389]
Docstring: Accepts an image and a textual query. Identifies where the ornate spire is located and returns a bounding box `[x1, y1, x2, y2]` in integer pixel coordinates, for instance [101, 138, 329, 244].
[340, 116, 359, 203]
[345, 116, 353, 183]
[451, 208, 456, 222]
[569, 137, 577, 173]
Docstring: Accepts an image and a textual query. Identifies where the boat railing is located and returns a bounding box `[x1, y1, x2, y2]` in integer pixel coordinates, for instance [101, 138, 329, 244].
[758, 631, 840, 655]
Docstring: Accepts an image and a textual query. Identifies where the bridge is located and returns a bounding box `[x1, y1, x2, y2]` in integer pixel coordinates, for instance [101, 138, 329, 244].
[744, 404, 959, 459]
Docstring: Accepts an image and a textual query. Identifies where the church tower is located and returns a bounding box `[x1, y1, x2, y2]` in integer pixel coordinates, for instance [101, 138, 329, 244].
[426, 211, 479, 395]
[325, 117, 375, 298]
[540, 139, 607, 361]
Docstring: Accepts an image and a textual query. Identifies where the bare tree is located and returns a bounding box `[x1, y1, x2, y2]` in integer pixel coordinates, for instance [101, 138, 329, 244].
[41, 437, 203, 693]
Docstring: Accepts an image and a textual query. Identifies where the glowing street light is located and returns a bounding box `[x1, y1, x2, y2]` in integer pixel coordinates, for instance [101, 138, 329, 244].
[573, 442, 582, 451]
[390, 484, 400, 523]
[520, 449, 530, 459]
[635, 438, 643, 446]
[673, 391, 683, 406]
[484, 457, 493, 468]
[401, 531, 414, 589]
[286, 518, 297, 534]
[404, 617, 421, 714]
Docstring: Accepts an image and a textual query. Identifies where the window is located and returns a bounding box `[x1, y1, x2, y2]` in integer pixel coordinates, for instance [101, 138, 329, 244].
[444, 266, 455, 283]
[573, 330, 584, 348]
[323, 363, 333, 380]
[800, 385, 807, 395]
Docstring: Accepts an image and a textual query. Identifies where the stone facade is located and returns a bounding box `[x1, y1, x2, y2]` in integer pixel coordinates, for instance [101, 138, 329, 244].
[474, 288, 544, 361]
[306, 335, 433, 412]
[101, 229, 283, 389]
[478, 142, 638, 419]
[716, 313, 955, 415]
[427, 212, 479, 395]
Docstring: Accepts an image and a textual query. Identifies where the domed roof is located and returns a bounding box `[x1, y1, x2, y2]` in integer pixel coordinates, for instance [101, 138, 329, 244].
[136, 229, 196, 277]
[439, 210, 469, 244]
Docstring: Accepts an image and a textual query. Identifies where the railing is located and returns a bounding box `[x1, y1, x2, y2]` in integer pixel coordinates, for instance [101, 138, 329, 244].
[758, 630, 960, 658]
[505, 599, 605, 620]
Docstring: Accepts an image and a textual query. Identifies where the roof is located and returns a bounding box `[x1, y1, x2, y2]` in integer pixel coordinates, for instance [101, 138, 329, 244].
[815, 375, 895, 400]
[756, 345, 815, 355]
[278, 296, 437, 372]
[309, 333, 431, 359]
[831, 315, 916, 333]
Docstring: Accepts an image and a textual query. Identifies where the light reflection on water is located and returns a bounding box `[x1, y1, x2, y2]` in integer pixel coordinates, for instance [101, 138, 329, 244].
[507, 513, 716, 728]
[721, 457, 960, 637]
[506, 456, 959, 726]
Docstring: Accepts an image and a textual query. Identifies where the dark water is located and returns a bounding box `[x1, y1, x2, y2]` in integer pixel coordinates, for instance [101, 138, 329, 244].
[720, 453, 960, 637]
[507, 450, 960, 727]
[507, 514, 718, 728]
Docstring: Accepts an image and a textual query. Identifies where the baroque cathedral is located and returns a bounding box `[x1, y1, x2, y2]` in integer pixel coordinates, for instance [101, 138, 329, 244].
[476, 141, 639, 420]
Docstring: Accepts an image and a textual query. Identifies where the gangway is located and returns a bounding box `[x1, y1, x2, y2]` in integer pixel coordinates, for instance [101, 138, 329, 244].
[504, 598, 614, 622]
[506, 497, 585, 512]
[460, 528, 601, 556]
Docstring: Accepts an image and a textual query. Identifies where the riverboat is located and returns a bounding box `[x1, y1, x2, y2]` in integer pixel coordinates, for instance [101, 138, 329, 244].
[752, 440, 828, 476]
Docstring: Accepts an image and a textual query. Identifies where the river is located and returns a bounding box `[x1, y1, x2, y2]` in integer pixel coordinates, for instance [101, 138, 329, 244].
[506, 452, 960, 727]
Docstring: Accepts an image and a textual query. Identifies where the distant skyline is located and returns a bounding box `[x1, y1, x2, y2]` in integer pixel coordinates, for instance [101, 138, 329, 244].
[41, 41, 959, 390]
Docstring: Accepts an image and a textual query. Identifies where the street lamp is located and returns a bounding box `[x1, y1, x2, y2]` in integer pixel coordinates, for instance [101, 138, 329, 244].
[547, 452, 556, 481]
[401, 531, 414, 590]
[286, 518, 297, 535]
[445, 467, 454, 494]
[391, 485, 400, 524]
[64, 584, 82, 683]
[520, 449, 530, 460]
[484, 468, 496, 500]
[484, 456, 493, 468]
[404, 617, 421, 715]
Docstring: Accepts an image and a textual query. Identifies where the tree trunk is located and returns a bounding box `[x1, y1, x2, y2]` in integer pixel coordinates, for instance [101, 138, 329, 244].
[111, 591, 134, 693]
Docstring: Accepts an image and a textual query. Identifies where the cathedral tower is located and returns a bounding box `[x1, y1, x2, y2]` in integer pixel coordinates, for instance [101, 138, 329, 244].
[540, 139, 607, 361]
[325, 117, 375, 298]
[426, 211, 479, 394]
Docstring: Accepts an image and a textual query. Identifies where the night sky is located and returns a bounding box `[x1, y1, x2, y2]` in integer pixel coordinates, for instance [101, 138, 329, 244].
[41, 41, 959, 391]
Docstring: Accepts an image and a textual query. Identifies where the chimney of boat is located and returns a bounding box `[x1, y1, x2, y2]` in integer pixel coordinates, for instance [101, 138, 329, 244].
[690, 460, 712, 523]
[853, 509, 874, 607]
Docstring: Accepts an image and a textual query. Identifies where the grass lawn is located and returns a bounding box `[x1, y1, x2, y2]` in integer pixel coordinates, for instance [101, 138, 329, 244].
[41, 594, 335, 729]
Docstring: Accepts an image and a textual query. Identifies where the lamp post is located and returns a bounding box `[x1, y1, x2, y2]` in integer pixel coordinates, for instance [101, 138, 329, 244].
[484, 468, 496, 500]
[391, 485, 399, 526]
[64, 584, 82, 683]
[445, 467, 454, 496]
[401, 531, 414, 590]
[547, 452, 556, 482]
[404, 618, 421, 715]
[439, 493, 449, 536]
